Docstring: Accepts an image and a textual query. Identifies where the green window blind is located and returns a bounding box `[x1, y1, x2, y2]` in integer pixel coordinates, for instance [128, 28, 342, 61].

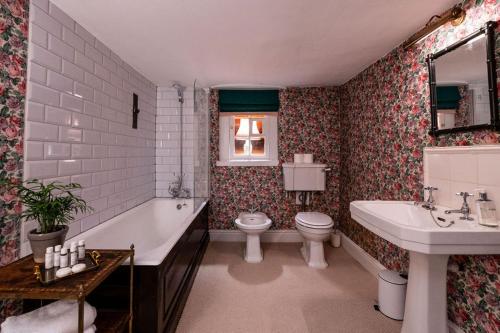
[219, 89, 279, 112]
[436, 86, 461, 110]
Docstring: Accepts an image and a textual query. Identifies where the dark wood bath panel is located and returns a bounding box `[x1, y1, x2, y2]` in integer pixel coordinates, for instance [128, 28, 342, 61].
[87, 202, 209, 333]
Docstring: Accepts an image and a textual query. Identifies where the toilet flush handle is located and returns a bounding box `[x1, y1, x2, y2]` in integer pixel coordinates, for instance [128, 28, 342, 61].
[322, 167, 331, 173]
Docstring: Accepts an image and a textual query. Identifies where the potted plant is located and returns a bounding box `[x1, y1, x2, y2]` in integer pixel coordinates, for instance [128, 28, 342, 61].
[4, 179, 92, 263]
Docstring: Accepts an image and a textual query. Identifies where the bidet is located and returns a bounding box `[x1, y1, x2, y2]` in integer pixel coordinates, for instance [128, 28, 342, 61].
[234, 212, 272, 263]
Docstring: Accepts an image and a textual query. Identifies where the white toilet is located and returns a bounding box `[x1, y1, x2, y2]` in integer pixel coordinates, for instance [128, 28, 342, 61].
[235, 212, 272, 263]
[295, 212, 333, 269]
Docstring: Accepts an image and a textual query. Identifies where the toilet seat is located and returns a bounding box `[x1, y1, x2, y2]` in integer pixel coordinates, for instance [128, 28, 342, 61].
[295, 212, 333, 229]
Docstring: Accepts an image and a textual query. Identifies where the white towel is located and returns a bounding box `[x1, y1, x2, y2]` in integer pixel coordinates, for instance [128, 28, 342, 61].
[1, 300, 97, 333]
[84, 324, 96, 333]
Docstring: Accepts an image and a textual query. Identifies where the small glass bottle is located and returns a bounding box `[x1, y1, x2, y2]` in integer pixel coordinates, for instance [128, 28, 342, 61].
[70, 242, 77, 267]
[476, 190, 498, 227]
[77, 240, 85, 261]
[54, 245, 61, 268]
[45, 247, 53, 270]
[60, 247, 68, 268]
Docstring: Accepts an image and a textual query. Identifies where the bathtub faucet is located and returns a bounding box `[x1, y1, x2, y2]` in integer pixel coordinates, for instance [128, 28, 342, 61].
[168, 174, 191, 199]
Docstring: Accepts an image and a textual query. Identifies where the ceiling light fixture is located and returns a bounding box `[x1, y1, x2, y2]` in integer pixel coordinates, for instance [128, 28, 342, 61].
[403, 4, 466, 50]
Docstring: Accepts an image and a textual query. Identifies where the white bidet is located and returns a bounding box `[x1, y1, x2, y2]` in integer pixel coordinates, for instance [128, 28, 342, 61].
[235, 212, 272, 263]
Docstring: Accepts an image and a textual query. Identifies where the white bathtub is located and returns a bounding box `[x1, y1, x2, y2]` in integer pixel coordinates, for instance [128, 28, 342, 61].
[67, 198, 207, 265]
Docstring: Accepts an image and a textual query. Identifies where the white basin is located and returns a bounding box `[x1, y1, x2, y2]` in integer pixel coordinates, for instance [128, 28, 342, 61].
[350, 201, 500, 254]
[350, 200, 500, 333]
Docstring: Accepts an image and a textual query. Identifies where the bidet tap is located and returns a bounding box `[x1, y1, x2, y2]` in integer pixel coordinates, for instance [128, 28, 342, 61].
[445, 192, 474, 220]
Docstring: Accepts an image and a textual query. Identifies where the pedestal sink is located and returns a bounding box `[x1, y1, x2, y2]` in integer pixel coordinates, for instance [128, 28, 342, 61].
[350, 201, 500, 333]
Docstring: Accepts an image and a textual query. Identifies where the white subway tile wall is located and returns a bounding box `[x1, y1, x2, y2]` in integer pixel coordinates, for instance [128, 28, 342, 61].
[424, 145, 500, 219]
[22, 1, 157, 252]
[156, 87, 195, 197]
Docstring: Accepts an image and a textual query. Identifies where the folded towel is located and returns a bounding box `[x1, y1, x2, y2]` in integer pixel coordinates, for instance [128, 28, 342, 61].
[84, 324, 96, 333]
[1, 300, 97, 333]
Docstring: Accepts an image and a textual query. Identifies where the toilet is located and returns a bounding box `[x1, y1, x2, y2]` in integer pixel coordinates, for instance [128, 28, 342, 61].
[295, 212, 333, 269]
[235, 212, 272, 263]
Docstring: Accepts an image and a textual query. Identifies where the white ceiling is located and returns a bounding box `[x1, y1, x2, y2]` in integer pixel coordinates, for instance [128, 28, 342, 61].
[51, 0, 457, 88]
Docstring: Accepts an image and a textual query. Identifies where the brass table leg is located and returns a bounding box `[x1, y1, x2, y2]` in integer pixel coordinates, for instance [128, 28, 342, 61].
[78, 284, 85, 333]
[129, 244, 135, 333]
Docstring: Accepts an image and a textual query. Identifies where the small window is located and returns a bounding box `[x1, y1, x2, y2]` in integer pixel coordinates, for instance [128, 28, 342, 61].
[218, 114, 278, 166]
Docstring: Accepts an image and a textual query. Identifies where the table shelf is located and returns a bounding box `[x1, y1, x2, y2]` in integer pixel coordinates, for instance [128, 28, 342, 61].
[95, 310, 130, 333]
[0, 247, 134, 333]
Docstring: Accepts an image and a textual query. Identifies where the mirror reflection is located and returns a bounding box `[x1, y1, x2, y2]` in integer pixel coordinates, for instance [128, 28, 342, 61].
[434, 34, 489, 130]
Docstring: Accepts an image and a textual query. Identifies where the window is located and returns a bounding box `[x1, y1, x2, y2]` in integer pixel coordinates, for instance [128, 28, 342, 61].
[217, 114, 278, 166]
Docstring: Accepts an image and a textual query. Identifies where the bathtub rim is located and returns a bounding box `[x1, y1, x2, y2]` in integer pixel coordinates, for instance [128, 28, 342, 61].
[70, 197, 208, 266]
[22, 198, 208, 266]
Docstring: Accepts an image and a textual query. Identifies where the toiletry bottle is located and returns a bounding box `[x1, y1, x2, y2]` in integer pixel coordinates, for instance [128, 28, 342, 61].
[60, 247, 68, 268]
[54, 245, 61, 268]
[45, 247, 54, 270]
[70, 242, 77, 267]
[77, 240, 85, 260]
[476, 190, 498, 227]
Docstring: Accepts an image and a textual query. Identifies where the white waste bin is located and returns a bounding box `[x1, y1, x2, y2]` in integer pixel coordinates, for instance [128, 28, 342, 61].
[378, 270, 407, 320]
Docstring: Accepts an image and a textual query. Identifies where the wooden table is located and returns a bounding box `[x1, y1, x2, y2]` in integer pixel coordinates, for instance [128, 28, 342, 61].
[0, 246, 134, 333]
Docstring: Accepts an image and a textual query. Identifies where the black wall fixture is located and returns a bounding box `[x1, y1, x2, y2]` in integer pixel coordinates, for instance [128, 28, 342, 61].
[132, 93, 140, 129]
[427, 21, 499, 136]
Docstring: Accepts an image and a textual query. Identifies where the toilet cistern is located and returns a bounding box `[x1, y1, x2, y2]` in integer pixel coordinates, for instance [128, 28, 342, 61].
[234, 212, 272, 263]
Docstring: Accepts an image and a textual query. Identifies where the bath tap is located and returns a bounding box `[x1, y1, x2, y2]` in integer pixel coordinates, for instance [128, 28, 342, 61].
[168, 174, 191, 199]
[445, 192, 474, 220]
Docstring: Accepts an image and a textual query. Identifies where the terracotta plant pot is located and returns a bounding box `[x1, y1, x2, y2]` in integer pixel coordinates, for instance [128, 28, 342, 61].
[27, 225, 68, 263]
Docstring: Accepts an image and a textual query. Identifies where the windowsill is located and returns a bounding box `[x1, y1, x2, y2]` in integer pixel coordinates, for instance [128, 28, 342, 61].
[216, 160, 279, 167]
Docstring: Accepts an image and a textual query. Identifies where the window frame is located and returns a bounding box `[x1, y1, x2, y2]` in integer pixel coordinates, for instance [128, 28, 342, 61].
[230, 116, 268, 160]
[217, 113, 278, 167]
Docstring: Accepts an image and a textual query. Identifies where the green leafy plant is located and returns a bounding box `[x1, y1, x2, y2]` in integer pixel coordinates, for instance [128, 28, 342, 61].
[4, 179, 93, 234]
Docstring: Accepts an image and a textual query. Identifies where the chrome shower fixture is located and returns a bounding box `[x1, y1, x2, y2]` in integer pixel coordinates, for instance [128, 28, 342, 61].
[172, 83, 185, 103]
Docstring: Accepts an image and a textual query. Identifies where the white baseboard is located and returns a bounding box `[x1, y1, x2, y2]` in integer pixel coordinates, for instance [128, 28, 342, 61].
[340, 232, 385, 277]
[340, 232, 465, 333]
[209, 229, 302, 243]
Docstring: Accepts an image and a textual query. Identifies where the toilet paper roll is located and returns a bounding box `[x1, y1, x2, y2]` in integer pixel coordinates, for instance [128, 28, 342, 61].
[294, 154, 304, 164]
[303, 154, 313, 164]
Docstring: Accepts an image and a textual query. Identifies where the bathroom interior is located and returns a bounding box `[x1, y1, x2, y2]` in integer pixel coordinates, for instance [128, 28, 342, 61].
[0, 0, 499, 332]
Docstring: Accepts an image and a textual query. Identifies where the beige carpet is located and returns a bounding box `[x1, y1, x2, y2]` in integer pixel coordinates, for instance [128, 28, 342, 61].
[176, 242, 402, 333]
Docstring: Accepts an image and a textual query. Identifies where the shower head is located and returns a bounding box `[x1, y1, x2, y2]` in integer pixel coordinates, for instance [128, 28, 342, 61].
[172, 83, 185, 101]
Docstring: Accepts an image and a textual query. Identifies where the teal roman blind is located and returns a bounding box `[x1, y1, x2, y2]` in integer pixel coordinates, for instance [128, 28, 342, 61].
[219, 89, 279, 112]
[436, 86, 461, 110]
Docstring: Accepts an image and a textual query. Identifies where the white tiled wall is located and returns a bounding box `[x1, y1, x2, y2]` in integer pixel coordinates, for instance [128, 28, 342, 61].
[424, 145, 500, 219]
[156, 87, 194, 197]
[22, 0, 157, 254]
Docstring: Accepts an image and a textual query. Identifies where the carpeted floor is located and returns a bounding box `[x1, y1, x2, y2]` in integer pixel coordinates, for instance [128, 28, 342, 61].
[176, 242, 402, 333]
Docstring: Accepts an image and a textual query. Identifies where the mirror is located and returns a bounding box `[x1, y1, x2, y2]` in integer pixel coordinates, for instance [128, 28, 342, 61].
[427, 21, 499, 136]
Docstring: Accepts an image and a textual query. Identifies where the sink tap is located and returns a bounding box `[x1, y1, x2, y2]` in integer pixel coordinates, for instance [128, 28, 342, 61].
[248, 207, 257, 214]
[445, 192, 474, 220]
[422, 186, 438, 211]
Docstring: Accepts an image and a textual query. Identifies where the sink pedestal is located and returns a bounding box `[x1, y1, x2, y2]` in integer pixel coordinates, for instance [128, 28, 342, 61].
[402, 252, 450, 333]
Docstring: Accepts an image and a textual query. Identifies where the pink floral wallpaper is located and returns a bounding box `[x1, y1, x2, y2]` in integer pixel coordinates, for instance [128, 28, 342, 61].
[0, 0, 28, 322]
[455, 85, 472, 128]
[209, 87, 340, 230]
[339, 1, 499, 332]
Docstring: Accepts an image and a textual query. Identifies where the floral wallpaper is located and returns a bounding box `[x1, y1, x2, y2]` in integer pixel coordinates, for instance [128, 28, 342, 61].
[209, 87, 340, 230]
[0, 0, 28, 322]
[339, 1, 499, 332]
[455, 85, 472, 128]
